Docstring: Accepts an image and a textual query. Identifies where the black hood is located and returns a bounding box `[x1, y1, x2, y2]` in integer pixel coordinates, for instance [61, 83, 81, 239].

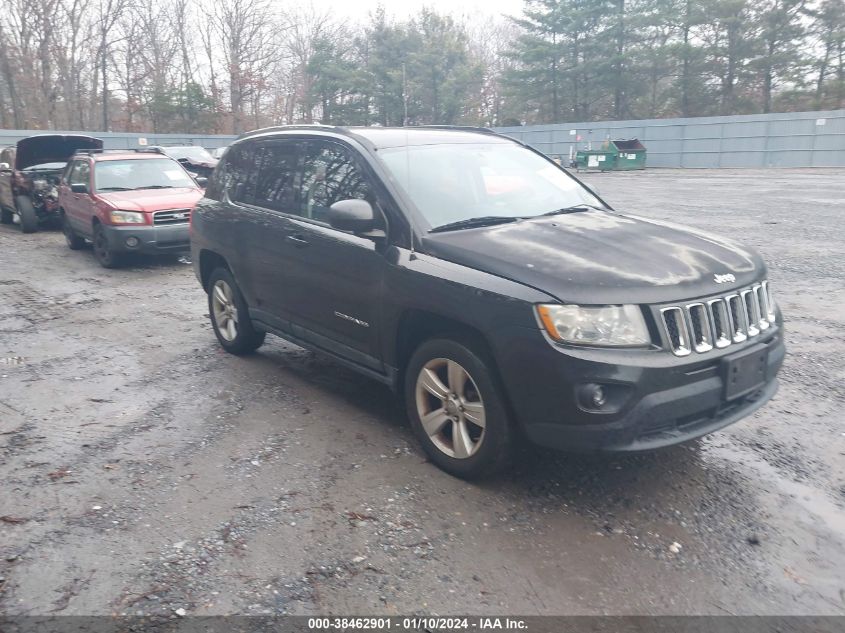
[421, 210, 765, 305]
[16, 134, 102, 170]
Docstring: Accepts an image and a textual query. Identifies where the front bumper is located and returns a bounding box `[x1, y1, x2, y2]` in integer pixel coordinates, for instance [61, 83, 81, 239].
[101, 223, 190, 254]
[494, 324, 785, 452]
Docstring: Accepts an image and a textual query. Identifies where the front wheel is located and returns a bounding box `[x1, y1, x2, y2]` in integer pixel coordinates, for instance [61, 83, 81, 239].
[62, 212, 85, 250]
[405, 337, 513, 479]
[92, 223, 123, 268]
[15, 196, 38, 233]
[207, 267, 265, 355]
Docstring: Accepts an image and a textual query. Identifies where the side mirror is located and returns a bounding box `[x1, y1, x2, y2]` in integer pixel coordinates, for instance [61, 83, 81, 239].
[71, 183, 88, 194]
[0, 162, 10, 171]
[328, 199, 384, 237]
[195, 176, 208, 187]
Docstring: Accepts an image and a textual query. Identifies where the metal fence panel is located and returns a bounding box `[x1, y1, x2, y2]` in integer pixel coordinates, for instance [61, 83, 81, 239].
[494, 109, 845, 168]
[0, 109, 842, 168]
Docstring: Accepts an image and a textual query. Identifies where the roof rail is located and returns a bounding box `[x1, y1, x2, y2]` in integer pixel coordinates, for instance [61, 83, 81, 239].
[414, 125, 499, 135]
[235, 123, 350, 140]
[412, 125, 524, 145]
[73, 147, 166, 156]
[146, 143, 201, 148]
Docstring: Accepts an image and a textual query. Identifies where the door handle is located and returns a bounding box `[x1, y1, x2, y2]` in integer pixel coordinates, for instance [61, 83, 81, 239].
[286, 234, 309, 247]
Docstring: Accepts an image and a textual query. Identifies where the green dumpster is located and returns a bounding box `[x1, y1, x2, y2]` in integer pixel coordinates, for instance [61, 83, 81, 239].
[575, 149, 616, 171]
[609, 138, 647, 170]
[575, 139, 647, 171]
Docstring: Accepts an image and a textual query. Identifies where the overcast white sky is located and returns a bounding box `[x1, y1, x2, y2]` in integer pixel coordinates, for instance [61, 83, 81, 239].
[301, 0, 525, 21]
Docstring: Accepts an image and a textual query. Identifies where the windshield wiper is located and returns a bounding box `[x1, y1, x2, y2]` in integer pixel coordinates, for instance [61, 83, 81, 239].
[430, 216, 520, 233]
[134, 185, 176, 190]
[540, 204, 604, 216]
[98, 186, 132, 191]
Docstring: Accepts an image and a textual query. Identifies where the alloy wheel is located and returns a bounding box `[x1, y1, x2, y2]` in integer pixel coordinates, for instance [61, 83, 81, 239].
[415, 358, 486, 459]
[211, 279, 239, 342]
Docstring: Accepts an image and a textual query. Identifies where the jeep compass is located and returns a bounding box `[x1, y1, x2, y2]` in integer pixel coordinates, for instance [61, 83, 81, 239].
[191, 126, 785, 478]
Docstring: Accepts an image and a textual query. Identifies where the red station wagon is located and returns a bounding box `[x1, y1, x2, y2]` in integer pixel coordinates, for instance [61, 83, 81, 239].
[58, 149, 204, 268]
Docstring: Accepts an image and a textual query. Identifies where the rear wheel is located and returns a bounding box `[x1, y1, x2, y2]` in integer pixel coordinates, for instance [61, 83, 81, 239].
[62, 212, 85, 250]
[92, 223, 123, 268]
[15, 196, 38, 233]
[405, 337, 513, 479]
[207, 267, 265, 355]
[1, 206, 13, 224]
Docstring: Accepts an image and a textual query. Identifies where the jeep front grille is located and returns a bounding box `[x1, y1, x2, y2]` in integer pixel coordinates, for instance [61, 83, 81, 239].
[153, 208, 192, 225]
[659, 281, 775, 356]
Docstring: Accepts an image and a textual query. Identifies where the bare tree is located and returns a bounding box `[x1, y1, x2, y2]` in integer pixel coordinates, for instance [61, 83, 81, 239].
[93, 0, 129, 130]
[208, 0, 279, 133]
[279, 4, 341, 123]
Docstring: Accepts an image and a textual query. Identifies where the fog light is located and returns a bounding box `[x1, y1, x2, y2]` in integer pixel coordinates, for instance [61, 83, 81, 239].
[591, 385, 606, 407]
[577, 383, 608, 411]
[575, 382, 634, 416]
[125, 236, 140, 248]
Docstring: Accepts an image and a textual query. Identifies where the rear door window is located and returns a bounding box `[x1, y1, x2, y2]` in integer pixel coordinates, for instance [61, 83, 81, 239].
[252, 141, 301, 213]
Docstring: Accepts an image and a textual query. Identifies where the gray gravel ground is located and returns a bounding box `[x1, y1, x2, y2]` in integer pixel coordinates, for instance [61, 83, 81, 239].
[0, 168, 843, 617]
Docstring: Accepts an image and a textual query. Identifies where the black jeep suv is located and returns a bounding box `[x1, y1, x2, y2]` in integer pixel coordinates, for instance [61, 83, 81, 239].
[191, 125, 785, 478]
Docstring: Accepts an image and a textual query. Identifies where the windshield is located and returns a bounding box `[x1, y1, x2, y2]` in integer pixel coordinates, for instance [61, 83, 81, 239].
[162, 146, 214, 162]
[94, 158, 196, 191]
[378, 143, 603, 229]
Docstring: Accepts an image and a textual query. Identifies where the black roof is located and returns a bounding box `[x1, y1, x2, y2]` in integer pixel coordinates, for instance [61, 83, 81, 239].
[236, 125, 514, 150]
[351, 127, 512, 149]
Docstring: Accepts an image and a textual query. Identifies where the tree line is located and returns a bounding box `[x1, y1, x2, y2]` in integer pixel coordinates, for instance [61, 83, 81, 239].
[0, 0, 842, 134]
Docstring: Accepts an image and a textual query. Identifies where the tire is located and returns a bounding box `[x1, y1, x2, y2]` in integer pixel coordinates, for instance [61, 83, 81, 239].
[207, 267, 265, 355]
[92, 223, 124, 268]
[405, 337, 513, 479]
[16, 196, 38, 233]
[62, 212, 85, 250]
[1, 206, 12, 225]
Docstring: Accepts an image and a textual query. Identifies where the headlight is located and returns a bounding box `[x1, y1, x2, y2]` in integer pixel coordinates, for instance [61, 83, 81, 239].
[110, 210, 145, 224]
[536, 304, 650, 347]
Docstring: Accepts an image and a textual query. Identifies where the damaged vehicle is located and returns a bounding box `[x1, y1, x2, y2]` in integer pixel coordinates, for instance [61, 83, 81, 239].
[0, 134, 103, 233]
[148, 145, 217, 182]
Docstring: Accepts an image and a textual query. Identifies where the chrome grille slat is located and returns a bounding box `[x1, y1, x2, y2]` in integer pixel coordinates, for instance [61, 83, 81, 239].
[761, 281, 775, 322]
[154, 208, 192, 225]
[726, 294, 747, 343]
[660, 307, 691, 357]
[742, 289, 760, 337]
[659, 281, 775, 356]
[753, 284, 769, 330]
[707, 299, 732, 348]
[686, 303, 713, 353]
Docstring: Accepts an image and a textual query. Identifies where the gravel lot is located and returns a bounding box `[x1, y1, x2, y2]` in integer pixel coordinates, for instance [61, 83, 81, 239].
[0, 168, 843, 617]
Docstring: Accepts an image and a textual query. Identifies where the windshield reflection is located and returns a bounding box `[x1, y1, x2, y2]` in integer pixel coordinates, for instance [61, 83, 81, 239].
[378, 143, 602, 228]
[95, 158, 196, 192]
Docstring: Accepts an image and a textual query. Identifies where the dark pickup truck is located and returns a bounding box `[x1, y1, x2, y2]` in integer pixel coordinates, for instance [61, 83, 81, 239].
[0, 134, 102, 233]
